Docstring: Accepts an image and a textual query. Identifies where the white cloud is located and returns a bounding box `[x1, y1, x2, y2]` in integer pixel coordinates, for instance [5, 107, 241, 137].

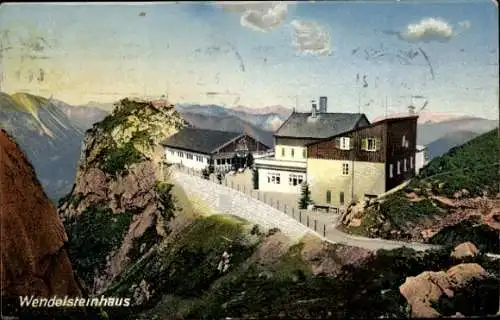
[216, 1, 289, 32]
[398, 17, 454, 43]
[290, 20, 332, 56]
[458, 20, 472, 29]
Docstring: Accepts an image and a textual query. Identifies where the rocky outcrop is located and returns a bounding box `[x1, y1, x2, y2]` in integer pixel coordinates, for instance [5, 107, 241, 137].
[57, 98, 186, 294]
[399, 263, 490, 318]
[0, 129, 81, 298]
[451, 242, 479, 259]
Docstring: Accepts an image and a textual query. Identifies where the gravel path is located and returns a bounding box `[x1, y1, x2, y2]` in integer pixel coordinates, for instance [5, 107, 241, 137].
[171, 170, 500, 258]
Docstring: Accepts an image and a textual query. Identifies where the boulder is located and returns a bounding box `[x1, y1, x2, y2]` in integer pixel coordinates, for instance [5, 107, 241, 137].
[399, 263, 490, 318]
[451, 242, 479, 259]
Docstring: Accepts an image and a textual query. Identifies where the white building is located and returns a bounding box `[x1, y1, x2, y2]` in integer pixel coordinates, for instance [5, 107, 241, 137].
[415, 144, 429, 175]
[161, 127, 271, 173]
[254, 97, 370, 194]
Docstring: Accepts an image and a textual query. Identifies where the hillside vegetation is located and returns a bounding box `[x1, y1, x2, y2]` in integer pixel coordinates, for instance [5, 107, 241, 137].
[412, 128, 499, 198]
[345, 129, 500, 252]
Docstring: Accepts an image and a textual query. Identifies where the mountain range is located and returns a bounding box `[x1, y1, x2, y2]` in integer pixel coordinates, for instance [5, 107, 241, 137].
[1, 92, 497, 203]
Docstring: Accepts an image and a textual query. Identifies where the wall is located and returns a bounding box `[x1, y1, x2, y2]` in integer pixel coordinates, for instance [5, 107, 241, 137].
[307, 122, 387, 162]
[385, 117, 418, 190]
[274, 144, 308, 162]
[415, 149, 426, 175]
[257, 167, 305, 194]
[307, 158, 386, 207]
[165, 147, 210, 170]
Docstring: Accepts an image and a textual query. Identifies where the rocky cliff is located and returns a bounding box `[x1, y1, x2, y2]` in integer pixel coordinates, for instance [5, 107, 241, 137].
[58, 99, 499, 319]
[57, 98, 186, 294]
[0, 129, 82, 316]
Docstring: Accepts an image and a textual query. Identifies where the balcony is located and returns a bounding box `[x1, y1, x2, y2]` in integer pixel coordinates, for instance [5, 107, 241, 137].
[254, 156, 307, 170]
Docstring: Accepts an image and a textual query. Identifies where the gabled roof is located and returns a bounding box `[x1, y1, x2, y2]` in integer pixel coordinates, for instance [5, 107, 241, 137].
[160, 127, 244, 154]
[274, 112, 370, 139]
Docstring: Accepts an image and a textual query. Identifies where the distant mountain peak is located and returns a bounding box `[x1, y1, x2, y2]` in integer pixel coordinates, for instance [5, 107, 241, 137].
[373, 111, 475, 124]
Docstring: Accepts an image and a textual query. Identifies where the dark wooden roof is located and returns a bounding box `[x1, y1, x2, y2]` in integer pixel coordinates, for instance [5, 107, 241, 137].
[274, 112, 370, 139]
[160, 128, 243, 154]
[305, 115, 419, 147]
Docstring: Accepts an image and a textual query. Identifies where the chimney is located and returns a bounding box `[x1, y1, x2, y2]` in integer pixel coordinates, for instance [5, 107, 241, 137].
[408, 105, 416, 115]
[311, 100, 318, 117]
[319, 96, 327, 113]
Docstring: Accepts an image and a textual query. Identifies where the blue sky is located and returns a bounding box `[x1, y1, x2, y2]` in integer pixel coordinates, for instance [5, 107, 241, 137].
[0, 1, 498, 120]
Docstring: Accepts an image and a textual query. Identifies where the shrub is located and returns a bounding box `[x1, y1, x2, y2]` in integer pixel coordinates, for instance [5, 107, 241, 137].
[100, 141, 144, 177]
[298, 183, 313, 209]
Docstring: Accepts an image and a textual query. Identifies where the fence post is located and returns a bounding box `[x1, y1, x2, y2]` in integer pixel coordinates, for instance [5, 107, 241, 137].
[258, 193, 260, 201]
[244, 186, 246, 193]
[277, 201, 280, 210]
[314, 219, 317, 231]
[323, 224, 326, 237]
[284, 204, 287, 214]
[299, 211, 302, 223]
[237, 185, 240, 191]
[292, 207, 294, 218]
[307, 215, 309, 227]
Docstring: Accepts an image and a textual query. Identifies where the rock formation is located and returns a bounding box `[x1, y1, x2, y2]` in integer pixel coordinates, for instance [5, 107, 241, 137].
[0, 129, 81, 298]
[399, 263, 490, 318]
[451, 242, 479, 259]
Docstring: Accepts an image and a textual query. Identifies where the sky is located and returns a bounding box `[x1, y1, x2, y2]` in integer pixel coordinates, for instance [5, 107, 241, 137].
[0, 1, 498, 120]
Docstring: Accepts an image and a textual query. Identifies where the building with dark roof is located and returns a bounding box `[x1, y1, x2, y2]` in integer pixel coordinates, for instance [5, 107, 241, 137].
[254, 96, 419, 204]
[255, 97, 371, 194]
[161, 127, 271, 172]
[306, 115, 418, 207]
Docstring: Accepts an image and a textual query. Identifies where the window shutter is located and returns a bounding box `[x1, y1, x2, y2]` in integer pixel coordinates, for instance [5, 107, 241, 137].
[335, 137, 341, 148]
[361, 138, 368, 151]
[375, 138, 381, 151]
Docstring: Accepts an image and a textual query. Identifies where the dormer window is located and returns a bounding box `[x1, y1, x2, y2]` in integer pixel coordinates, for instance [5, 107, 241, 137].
[338, 137, 351, 150]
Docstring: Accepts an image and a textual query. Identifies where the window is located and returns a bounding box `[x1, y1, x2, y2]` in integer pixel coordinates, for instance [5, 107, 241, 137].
[186, 153, 193, 160]
[221, 159, 226, 165]
[302, 149, 307, 158]
[227, 158, 232, 164]
[410, 156, 413, 169]
[170, 150, 174, 155]
[326, 190, 331, 204]
[342, 163, 349, 176]
[339, 192, 345, 205]
[291, 148, 295, 158]
[216, 159, 221, 165]
[288, 174, 304, 186]
[397, 161, 401, 175]
[389, 164, 393, 178]
[404, 158, 407, 172]
[339, 137, 351, 150]
[196, 155, 203, 162]
[178, 151, 184, 158]
[281, 147, 285, 157]
[267, 172, 281, 184]
[363, 138, 378, 151]
[206, 158, 210, 163]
